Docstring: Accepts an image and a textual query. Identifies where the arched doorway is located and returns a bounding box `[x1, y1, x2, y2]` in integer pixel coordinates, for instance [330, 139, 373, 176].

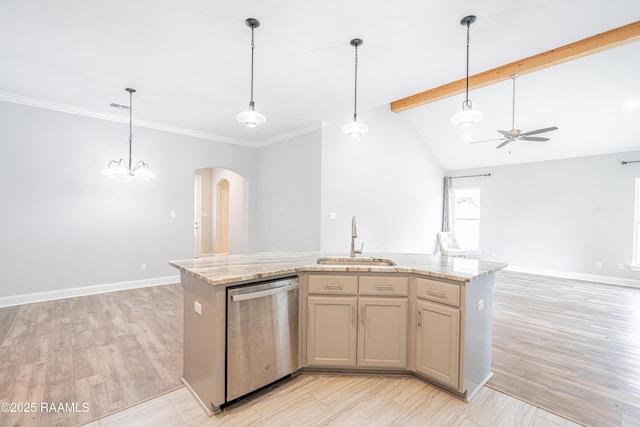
[194, 168, 248, 257]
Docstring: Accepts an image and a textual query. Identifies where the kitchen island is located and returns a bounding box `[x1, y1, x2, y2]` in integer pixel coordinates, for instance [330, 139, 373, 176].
[169, 252, 507, 415]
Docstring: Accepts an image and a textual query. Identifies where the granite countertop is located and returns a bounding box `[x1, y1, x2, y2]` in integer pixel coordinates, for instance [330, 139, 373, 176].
[168, 252, 508, 287]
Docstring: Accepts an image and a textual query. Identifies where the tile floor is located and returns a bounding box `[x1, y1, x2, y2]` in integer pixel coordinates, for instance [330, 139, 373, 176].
[82, 374, 582, 427]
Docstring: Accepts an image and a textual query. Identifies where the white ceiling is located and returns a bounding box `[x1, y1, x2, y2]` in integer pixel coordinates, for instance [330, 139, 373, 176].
[1, 0, 639, 169]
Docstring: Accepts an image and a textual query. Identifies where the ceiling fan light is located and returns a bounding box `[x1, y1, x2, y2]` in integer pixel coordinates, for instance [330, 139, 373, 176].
[236, 108, 267, 128]
[342, 120, 369, 137]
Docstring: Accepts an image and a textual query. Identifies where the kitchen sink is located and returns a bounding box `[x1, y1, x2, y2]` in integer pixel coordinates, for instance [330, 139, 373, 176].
[316, 257, 396, 266]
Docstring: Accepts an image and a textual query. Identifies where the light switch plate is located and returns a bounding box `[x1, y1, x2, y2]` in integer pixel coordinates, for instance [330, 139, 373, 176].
[194, 301, 202, 315]
[477, 299, 484, 311]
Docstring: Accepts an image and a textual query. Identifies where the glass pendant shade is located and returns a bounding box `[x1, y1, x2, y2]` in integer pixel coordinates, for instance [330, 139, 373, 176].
[342, 120, 369, 137]
[236, 104, 266, 128]
[450, 100, 484, 127]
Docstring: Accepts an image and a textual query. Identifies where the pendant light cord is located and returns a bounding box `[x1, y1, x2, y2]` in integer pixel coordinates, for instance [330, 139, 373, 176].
[464, 21, 470, 105]
[353, 43, 359, 121]
[128, 89, 133, 171]
[249, 26, 255, 110]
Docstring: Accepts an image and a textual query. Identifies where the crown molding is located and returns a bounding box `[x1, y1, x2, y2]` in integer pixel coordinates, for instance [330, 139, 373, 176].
[1, 91, 327, 148]
[0, 91, 256, 147]
[256, 121, 328, 147]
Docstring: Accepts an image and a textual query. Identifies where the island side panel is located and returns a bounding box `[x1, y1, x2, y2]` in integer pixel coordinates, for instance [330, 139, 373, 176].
[462, 273, 495, 400]
[181, 272, 227, 413]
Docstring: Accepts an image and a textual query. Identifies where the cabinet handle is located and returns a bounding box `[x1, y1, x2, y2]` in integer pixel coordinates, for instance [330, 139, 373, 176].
[418, 311, 422, 328]
[375, 284, 395, 291]
[325, 284, 343, 290]
[425, 289, 446, 298]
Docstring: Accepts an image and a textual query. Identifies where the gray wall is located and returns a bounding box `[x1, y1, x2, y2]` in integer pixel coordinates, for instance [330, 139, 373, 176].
[257, 129, 322, 251]
[0, 101, 259, 298]
[321, 105, 444, 253]
[449, 151, 640, 280]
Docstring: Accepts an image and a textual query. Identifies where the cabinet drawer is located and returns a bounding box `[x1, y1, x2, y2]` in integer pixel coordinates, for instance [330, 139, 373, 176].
[416, 278, 460, 307]
[308, 275, 358, 295]
[359, 276, 409, 296]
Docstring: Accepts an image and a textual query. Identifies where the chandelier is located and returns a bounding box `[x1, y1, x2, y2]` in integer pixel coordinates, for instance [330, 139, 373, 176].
[102, 88, 155, 181]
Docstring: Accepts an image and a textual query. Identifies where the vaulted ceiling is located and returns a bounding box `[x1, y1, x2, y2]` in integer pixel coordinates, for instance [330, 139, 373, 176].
[1, 0, 639, 169]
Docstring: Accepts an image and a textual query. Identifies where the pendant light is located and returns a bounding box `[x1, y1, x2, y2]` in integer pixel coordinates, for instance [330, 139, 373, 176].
[102, 88, 155, 181]
[343, 38, 368, 137]
[237, 18, 266, 128]
[450, 15, 483, 127]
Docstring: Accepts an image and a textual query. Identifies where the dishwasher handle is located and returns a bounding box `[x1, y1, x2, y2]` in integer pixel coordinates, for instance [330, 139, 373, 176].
[230, 282, 299, 302]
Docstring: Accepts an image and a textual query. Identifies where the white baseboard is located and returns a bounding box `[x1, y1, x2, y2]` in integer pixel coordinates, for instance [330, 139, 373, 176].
[0, 275, 180, 308]
[505, 265, 640, 289]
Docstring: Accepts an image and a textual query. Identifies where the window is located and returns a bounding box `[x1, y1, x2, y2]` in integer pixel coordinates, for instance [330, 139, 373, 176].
[633, 178, 640, 266]
[452, 187, 480, 250]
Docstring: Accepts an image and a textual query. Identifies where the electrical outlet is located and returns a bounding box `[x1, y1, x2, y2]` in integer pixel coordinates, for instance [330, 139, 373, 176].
[194, 301, 202, 315]
[329, 212, 337, 220]
[141, 263, 147, 271]
[170, 210, 176, 218]
[596, 261, 602, 269]
[618, 263, 624, 270]
[477, 299, 484, 311]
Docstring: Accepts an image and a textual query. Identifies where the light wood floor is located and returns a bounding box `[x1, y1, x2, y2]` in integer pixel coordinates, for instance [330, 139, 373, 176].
[83, 374, 580, 427]
[489, 271, 640, 426]
[0, 284, 183, 426]
[2, 272, 640, 426]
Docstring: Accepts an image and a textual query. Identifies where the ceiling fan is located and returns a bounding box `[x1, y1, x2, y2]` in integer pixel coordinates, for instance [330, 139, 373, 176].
[472, 74, 558, 149]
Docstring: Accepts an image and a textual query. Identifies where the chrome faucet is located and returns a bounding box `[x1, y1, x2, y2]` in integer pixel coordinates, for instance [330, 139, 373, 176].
[350, 216, 364, 257]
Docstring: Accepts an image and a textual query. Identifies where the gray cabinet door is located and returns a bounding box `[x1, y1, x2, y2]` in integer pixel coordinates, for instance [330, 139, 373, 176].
[358, 297, 408, 368]
[415, 299, 460, 389]
[307, 295, 357, 367]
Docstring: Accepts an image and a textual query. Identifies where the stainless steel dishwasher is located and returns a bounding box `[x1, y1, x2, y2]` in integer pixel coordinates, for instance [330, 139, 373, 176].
[226, 277, 299, 402]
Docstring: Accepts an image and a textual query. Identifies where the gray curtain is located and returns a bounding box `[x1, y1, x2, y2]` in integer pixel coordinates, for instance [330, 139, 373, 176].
[442, 176, 452, 232]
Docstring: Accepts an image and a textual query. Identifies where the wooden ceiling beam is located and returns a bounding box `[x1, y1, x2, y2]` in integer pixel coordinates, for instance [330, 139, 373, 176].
[390, 20, 640, 113]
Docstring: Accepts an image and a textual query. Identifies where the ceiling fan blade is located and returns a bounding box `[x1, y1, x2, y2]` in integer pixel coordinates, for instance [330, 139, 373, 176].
[497, 130, 512, 137]
[470, 138, 506, 144]
[496, 140, 511, 149]
[521, 126, 558, 136]
[520, 136, 550, 142]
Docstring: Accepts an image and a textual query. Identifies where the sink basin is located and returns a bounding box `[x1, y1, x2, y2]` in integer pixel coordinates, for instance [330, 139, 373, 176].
[316, 257, 396, 266]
